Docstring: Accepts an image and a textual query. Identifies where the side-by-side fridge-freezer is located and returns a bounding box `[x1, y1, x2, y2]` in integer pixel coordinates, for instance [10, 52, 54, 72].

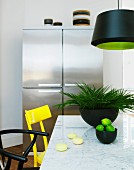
[22, 28, 103, 149]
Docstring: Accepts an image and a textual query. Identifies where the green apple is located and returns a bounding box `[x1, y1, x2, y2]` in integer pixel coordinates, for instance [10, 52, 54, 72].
[96, 124, 105, 131]
[101, 118, 112, 126]
[106, 125, 115, 132]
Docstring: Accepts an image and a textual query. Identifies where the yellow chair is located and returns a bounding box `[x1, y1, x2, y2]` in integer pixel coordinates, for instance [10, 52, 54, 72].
[25, 105, 52, 167]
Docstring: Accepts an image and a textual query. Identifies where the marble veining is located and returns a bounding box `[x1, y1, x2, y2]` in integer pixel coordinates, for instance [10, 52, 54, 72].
[39, 114, 134, 170]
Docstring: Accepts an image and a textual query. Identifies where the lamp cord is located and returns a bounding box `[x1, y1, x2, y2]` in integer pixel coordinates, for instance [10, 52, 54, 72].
[118, 0, 119, 9]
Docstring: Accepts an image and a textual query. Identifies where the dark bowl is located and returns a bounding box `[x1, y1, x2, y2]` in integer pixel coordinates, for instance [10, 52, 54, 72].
[79, 108, 118, 127]
[96, 128, 117, 144]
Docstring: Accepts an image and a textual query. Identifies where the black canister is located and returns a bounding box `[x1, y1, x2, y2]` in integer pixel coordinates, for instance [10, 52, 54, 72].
[73, 19, 90, 26]
[44, 19, 53, 26]
[73, 10, 90, 16]
[53, 22, 62, 26]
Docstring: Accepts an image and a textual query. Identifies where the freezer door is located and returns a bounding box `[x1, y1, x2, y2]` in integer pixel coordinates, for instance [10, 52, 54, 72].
[23, 88, 62, 151]
[23, 30, 62, 87]
[63, 30, 103, 88]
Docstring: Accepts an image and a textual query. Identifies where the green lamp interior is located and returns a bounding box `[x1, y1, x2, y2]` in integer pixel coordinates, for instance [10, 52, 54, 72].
[97, 42, 134, 50]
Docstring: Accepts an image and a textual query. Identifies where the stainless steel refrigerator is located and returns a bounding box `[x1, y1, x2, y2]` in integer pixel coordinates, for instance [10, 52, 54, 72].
[22, 28, 103, 149]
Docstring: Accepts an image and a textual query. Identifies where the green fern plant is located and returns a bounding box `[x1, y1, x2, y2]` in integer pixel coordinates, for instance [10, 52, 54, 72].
[56, 83, 134, 112]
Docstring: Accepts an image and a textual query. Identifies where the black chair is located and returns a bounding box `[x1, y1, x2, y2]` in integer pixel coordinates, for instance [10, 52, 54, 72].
[0, 129, 49, 170]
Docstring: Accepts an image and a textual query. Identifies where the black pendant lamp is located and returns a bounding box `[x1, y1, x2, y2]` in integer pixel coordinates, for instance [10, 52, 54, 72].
[91, 0, 134, 50]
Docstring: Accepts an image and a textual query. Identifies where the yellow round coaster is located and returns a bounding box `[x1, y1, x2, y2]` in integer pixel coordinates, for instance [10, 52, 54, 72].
[67, 133, 77, 139]
[56, 143, 68, 152]
[73, 137, 84, 145]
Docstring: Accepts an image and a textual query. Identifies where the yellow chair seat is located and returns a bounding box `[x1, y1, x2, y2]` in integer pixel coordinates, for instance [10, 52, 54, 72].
[37, 151, 46, 165]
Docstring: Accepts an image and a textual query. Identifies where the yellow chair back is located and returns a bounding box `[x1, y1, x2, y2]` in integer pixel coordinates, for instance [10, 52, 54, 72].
[25, 105, 52, 167]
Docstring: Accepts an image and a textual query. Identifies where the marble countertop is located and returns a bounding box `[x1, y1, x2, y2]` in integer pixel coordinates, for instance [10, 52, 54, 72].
[39, 114, 134, 170]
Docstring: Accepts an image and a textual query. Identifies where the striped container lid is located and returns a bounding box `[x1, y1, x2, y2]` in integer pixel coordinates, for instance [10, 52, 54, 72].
[73, 10, 90, 16]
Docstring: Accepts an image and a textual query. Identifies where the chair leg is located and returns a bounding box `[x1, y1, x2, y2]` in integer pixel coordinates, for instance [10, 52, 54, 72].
[17, 161, 25, 170]
[0, 160, 4, 170]
[4, 158, 11, 170]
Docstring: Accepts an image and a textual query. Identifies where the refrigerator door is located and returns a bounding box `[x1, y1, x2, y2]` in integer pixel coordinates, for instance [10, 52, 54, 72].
[63, 30, 103, 115]
[63, 29, 103, 87]
[23, 88, 62, 150]
[23, 30, 62, 88]
[63, 86, 80, 115]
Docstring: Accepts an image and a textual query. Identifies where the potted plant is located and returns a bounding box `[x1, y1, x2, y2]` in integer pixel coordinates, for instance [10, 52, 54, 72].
[56, 83, 134, 127]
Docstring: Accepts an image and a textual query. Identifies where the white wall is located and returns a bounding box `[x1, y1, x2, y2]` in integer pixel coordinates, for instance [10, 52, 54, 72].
[23, 0, 117, 27]
[123, 50, 134, 90]
[0, 0, 117, 147]
[122, 0, 134, 9]
[0, 0, 24, 146]
[122, 0, 134, 90]
[0, 0, 2, 130]
[103, 51, 123, 88]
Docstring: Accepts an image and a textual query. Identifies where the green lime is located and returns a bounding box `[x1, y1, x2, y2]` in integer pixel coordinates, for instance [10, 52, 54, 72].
[101, 118, 112, 126]
[96, 124, 104, 131]
[106, 125, 115, 132]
